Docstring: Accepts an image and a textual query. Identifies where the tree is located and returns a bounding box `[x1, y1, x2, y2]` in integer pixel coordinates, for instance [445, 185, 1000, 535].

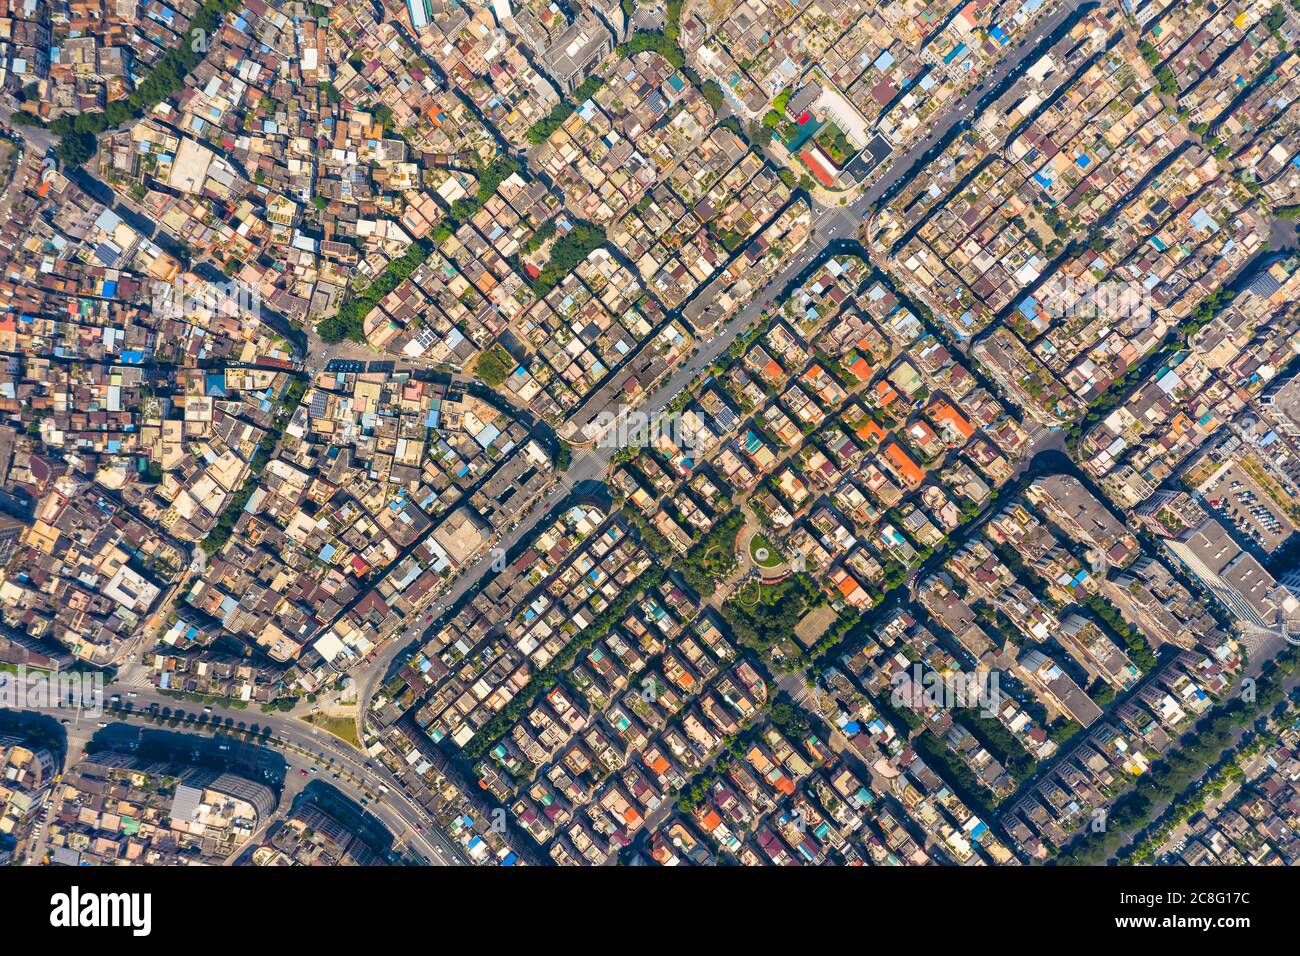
[699, 80, 725, 111]
[9, 111, 47, 128]
[1137, 39, 1160, 69]
[473, 346, 513, 387]
[521, 219, 557, 254]
[531, 222, 607, 296]
[768, 694, 810, 736]
[320, 239, 432, 343]
[50, 0, 245, 160]
[1264, 3, 1286, 32]
[526, 78, 604, 144]
[55, 131, 96, 167]
[1155, 66, 1179, 98]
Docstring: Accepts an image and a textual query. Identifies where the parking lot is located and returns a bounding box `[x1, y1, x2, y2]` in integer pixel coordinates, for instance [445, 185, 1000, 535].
[324, 359, 366, 374]
[1205, 462, 1296, 553]
[323, 359, 396, 375]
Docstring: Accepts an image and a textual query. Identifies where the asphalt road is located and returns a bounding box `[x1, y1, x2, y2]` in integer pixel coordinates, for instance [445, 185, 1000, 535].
[353, 0, 1092, 729]
[858, 0, 1090, 211]
[15, 686, 467, 866]
[6, 0, 1092, 864]
[0, 105, 55, 154]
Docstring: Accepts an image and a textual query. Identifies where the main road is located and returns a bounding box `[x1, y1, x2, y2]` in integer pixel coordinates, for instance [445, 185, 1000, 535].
[6, 0, 1089, 862]
[13, 685, 467, 866]
[354, 0, 1088, 725]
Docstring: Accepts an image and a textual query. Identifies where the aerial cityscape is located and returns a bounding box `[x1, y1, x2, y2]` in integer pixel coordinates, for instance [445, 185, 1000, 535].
[0, 0, 1298, 881]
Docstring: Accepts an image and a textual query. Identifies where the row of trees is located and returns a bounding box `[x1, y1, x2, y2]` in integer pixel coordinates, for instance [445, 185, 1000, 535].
[673, 723, 763, 813]
[1127, 731, 1273, 864]
[1057, 645, 1300, 864]
[317, 239, 432, 343]
[462, 565, 668, 758]
[1083, 594, 1159, 672]
[315, 157, 522, 348]
[430, 155, 524, 242]
[1065, 287, 1237, 451]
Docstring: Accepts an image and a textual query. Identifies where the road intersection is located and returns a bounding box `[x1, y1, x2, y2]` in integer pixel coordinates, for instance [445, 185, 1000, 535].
[1, 0, 1089, 867]
[350, 0, 1087, 732]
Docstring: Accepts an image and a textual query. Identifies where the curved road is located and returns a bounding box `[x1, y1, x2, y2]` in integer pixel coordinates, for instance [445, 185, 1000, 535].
[16, 685, 467, 866]
[5, 0, 1091, 865]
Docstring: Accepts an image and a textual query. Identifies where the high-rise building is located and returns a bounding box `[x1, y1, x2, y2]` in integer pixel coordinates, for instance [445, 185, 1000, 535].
[1164, 517, 1292, 630]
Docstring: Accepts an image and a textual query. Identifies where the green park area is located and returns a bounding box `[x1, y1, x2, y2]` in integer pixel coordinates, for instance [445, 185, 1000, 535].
[814, 123, 856, 166]
[748, 532, 784, 568]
